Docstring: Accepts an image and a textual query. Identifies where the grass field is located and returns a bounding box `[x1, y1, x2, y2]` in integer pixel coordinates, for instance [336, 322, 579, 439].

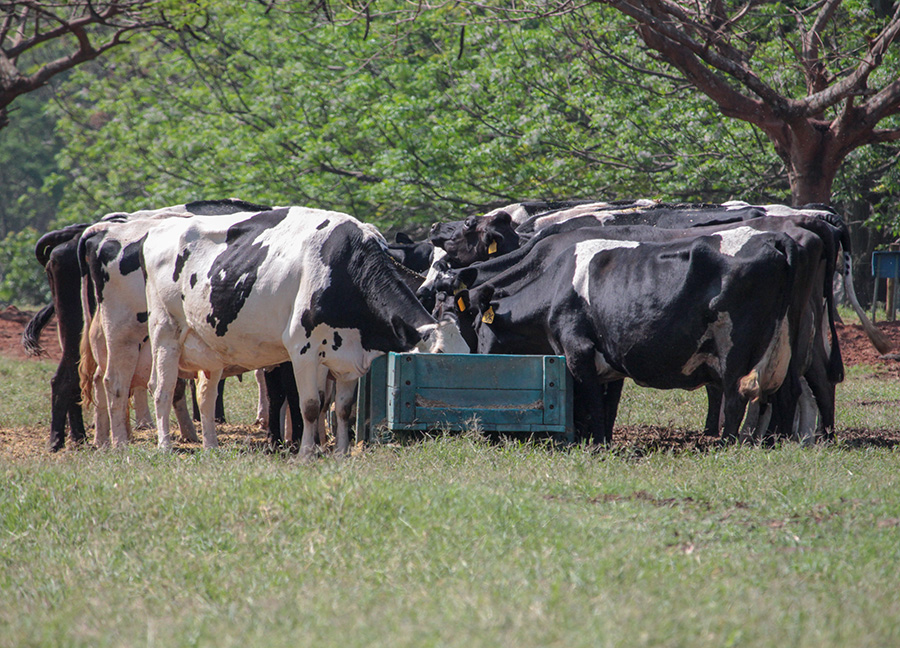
[2, 354, 900, 647]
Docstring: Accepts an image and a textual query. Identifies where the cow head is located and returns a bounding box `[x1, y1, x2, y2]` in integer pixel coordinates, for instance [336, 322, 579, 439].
[387, 232, 435, 275]
[429, 211, 520, 268]
[413, 316, 470, 354]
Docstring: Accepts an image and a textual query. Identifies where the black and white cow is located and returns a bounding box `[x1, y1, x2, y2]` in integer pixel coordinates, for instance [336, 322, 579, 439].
[140, 207, 468, 456]
[442, 224, 808, 443]
[76, 199, 272, 448]
[428, 200, 891, 441]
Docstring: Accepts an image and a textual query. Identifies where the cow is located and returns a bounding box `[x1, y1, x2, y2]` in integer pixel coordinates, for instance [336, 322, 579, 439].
[139, 207, 469, 457]
[22, 223, 92, 451]
[440, 224, 809, 444]
[438, 214, 832, 442]
[426, 200, 891, 441]
[386, 232, 435, 275]
[76, 199, 273, 448]
[262, 230, 433, 453]
[24, 199, 274, 452]
[429, 210, 522, 269]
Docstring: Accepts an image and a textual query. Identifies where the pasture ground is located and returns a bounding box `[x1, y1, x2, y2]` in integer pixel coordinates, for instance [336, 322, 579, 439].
[2, 305, 900, 647]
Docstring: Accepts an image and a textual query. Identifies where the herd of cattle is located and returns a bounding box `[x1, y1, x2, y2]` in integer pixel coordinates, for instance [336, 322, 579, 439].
[22, 197, 890, 456]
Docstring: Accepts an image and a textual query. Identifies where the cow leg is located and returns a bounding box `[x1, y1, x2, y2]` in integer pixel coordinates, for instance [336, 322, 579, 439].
[254, 369, 269, 428]
[332, 378, 357, 456]
[739, 400, 773, 445]
[190, 379, 200, 421]
[66, 400, 87, 446]
[287, 380, 303, 453]
[265, 362, 303, 453]
[292, 363, 329, 459]
[103, 345, 142, 449]
[721, 392, 749, 443]
[215, 378, 226, 424]
[92, 368, 111, 448]
[317, 376, 336, 449]
[566, 344, 614, 444]
[704, 385, 723, 436]
[602, 379, 624, 437]
[173, 378, 199, 443]
[803, 358, 836, 443]
[572, 376, 612, 445]
[150, 343, 181, 452]
[264, 364, 288, 450]
[793, 378, 818, 446]
[196, 370, 223, 450]
[49, 360, 80, 451]
[133, 388, 154, 430]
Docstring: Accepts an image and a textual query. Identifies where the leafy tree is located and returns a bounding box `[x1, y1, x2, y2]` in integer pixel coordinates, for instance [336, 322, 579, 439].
[0, 227, 48, 305]
[49, 0, 790, 230]
[542, 0, 900, 206]
[0, 0, 207, 131]
[0, 88, 63, 238]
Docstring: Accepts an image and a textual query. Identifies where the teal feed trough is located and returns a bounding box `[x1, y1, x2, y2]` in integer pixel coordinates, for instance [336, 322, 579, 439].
[355, 353, 574, 442]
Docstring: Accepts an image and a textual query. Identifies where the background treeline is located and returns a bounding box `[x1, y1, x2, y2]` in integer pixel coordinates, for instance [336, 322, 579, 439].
[2, 0, 899, 304]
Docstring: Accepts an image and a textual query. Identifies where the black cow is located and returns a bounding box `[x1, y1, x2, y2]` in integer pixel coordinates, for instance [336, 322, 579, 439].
[429, 210, 521, 269]
[387, 232, 435, 275]
[444, 225, 807, 443]
[428, 201, 891, 441]
[23, 223, 91, 451]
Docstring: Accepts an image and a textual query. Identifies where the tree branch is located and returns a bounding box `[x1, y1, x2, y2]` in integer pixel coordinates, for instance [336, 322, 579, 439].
[600, 0, 791, 118]
[799, 4, 900, 115]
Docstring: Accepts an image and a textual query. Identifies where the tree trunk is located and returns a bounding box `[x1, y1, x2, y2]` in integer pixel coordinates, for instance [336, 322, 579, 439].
[766, 119, 840, 207]
[786, 153, 839, 207]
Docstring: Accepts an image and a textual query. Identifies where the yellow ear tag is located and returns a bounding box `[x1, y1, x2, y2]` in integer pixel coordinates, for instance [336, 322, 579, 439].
[488, 240, 498, 254]
[482, 306, 495, 324]
[457, 296, 466, 312]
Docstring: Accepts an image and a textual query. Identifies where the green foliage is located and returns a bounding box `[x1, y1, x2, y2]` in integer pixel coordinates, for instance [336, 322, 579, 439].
[0, 228, 49, 305]
[48, 1, 793, 232]
[0, 90, 65, 238]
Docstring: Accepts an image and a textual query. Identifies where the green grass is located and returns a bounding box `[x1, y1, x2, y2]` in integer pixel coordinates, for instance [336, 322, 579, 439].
[0, 355, 57, 428]
[2, 356, 900, 647]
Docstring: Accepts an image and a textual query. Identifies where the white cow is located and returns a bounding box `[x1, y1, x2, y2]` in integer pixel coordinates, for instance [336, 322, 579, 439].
[78, 199, 272, 448]
[142, 206, 468, 456]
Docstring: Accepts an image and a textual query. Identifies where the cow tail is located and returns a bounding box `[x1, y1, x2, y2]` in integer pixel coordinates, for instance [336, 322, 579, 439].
[77, 228, 101, 409]
[78, 308, 98, 409]
[823, 252, 845, 384]
[22, 303, 54, 357]
[836, 227, 893, 355]
[812, 217, 845, 384]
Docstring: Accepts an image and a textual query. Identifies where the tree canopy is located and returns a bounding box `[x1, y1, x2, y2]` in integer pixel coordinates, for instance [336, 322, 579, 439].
[0, 1, 207, 130]
[2, 0, 900, 305]
[47, 0, 793, 230]
[556, 0, 900, 205]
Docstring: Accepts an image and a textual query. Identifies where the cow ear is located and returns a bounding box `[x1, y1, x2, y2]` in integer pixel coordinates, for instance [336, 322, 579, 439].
[472, 285, 495, 313]
[395, 232, 413, 244]
[457, 267, 478, 289]
[488, 210, 512, 226]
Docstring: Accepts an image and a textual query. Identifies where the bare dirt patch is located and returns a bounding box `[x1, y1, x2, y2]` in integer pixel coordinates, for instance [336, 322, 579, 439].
[3, 306, 900, 460]
[0, 305, 60, 363]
